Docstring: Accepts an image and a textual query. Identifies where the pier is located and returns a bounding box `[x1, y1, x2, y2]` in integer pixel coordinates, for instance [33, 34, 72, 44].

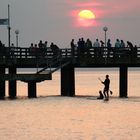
[0, 46, 139, 98]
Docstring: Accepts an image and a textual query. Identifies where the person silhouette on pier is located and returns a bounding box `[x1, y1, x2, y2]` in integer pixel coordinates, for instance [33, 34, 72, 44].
[107, 39, 112, 57]
[70, 39, 76, 57]
[101, 75, 110, 101]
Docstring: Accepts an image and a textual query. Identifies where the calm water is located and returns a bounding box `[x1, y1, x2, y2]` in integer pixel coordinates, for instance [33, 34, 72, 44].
[0, 68, 140, 140]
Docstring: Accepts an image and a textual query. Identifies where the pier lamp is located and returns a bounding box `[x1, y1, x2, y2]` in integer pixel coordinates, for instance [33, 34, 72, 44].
[103, 26, 108, 47]
[15, 29, 19, 47]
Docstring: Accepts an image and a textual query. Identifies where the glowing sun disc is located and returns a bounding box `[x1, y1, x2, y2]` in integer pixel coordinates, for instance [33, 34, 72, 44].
[78, 10, 96, 19]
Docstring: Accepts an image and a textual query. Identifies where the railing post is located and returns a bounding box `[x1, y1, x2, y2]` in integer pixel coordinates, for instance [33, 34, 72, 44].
[20, 48, 22, 58]
[25, 48, 28, 58]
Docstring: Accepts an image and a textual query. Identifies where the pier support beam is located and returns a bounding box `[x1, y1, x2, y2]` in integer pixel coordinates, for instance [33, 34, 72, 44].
[28, 81, 37, 98]
[9, 67, 17, 98]
[0, 68, 5, 99]
[61, 64, 75, 96]
[119, 66, 128, 98]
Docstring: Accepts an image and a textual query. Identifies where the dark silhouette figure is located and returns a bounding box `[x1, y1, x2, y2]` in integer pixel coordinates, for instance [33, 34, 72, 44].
[29, 43, 37, 57]
[107, 39, 112, 48]
[100, 40, 104, 56]
[100, 40, 104, 47]
[97, 90, 104, 99]
[77, 38, 85, 57]
[0, 40, 5, 57]
[85, 38, 92, 56]
[115, 39, 121, 48]
[101, 75, 110, 100]
[107, 39, 112, 57]
[120, 40, 125, 48]
[70, 39, 76, 57]
[80, 38, 86, 53]
[86, 38, 92, 49]
[50, 42, 59, 57]
[77, 38, 82, 57]
[127, 41, 137, 59]
[127, 41, 133, 49]
[93, 39, 100, 58]
[38, 40, 44, 49]
[44, 41, 48, 48]
[0, 40, 3, 47]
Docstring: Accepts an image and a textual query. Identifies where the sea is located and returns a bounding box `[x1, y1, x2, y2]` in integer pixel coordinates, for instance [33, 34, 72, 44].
[0, 68, 140, 140]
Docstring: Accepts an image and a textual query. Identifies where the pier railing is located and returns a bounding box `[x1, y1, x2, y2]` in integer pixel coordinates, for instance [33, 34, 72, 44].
[0, 46, 140, 65]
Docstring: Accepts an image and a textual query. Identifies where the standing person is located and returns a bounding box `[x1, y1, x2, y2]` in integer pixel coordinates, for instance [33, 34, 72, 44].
[70, 39, 76, 57]
[38, 40, 43, 48]
[0, 40, 3, 58]
[107, 39, 112, 57]
[120, 40, 125, 48]
[85, 38, 92, 56]
[77, 38, 82, 56]
[86, 38, 92, 49]
[107, 39, 112, 48]
[100, 40, 104, 47]
[127, 41, 133, 49]
[100, 40, 104, 56]
[44, 41, 48, 48]
[93, 39, 100, 57]
[93, 39, 100, 47]
[115, 39, 121, 48]
[101, 75, 110, 100]
[81, 37, 85, 53]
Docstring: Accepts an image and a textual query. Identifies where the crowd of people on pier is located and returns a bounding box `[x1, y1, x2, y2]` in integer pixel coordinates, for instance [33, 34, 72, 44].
[70, 38, 138, 58]
[70, 38, 136, 50]
[29, 40, 60, 57]
[0, 39, 61, 57]
[0, 38, 138, 58]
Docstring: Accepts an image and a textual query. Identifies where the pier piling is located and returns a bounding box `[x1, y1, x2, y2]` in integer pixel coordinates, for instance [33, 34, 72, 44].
[61, 64, 75, 96]
[0, 68, 5, 99]
[8, 67, 17, 98]
[119, 66, 128, 98]
[28, 81, 37, 98]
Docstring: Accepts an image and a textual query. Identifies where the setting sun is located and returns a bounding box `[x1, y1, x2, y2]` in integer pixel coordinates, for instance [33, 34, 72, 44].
[77, 9, 96, 27]
[78, 10, 96, 19]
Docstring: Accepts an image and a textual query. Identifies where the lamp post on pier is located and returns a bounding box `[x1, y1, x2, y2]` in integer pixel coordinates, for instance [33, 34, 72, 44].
[103, 26, 108, 47]
[15, 29, 19, 47]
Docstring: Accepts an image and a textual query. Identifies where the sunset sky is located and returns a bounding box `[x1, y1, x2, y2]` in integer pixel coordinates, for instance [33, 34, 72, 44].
[0, 0, 140, 47]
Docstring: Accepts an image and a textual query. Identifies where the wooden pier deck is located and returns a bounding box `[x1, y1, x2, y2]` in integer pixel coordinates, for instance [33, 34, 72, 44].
[0, 46, 140, 98]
